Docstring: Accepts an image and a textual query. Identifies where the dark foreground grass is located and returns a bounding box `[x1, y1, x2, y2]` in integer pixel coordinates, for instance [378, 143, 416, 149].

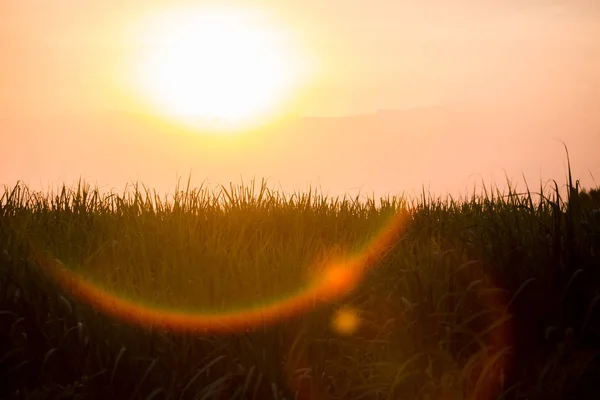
[1, 162, 599, 399]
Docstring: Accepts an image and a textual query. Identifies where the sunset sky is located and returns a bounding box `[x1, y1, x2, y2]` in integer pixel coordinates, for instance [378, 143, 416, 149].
[1, 0, 599, 200]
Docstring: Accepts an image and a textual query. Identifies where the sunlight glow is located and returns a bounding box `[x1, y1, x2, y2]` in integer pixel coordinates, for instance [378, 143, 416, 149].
[131, 6, 312, 132]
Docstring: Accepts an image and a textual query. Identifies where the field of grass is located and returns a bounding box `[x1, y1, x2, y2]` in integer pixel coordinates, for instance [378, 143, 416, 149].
[1, 159, 599, 399]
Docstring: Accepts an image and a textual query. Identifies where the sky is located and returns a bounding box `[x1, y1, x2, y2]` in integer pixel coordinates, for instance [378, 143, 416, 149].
[1, 0, 599, 201]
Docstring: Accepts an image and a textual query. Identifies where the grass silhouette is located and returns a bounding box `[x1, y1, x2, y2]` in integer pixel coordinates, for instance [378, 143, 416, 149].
[0, 149, 599, 399]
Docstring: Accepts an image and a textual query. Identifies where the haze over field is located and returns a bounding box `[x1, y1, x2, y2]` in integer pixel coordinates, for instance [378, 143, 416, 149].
[1, 0, 599, 199]
[3, 4, 600, 398]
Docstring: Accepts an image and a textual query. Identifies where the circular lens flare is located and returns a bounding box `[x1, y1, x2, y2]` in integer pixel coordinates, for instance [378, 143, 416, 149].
[332, 307, 360, 335]
[32, 209, 412, 333]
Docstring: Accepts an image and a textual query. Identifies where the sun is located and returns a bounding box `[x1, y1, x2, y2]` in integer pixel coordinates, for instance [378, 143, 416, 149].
[130, 6, 310, 132]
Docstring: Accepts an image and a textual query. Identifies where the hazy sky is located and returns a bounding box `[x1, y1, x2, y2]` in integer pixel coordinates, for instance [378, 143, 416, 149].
[3, 0, 599, 115]
[1, 0, 599, 199]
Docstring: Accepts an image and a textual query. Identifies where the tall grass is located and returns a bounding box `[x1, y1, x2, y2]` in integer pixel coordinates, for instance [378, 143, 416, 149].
[1, 158, 599, 399]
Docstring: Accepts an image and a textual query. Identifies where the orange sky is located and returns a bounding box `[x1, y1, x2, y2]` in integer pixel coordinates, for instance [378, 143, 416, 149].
[1, 1, 599, 199]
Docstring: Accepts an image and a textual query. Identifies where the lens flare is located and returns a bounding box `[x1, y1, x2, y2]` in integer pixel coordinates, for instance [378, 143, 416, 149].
[332, 307, 360, 335]
[32, 209, 412, 333]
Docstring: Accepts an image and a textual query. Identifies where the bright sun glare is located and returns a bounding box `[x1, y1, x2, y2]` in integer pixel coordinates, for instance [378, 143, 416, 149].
[131, 6, 310, 132]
